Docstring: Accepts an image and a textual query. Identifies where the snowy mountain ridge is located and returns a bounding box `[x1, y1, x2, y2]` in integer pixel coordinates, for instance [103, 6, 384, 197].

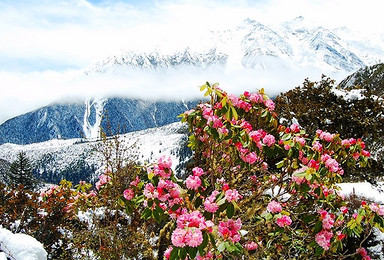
[86, 17, 384, 74]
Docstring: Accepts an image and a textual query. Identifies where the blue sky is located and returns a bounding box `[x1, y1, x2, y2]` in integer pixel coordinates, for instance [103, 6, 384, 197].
[0, 0, 383, 123]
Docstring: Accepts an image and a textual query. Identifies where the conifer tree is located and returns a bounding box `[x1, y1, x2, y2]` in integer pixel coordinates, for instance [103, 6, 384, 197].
[9, 151, 36, 189]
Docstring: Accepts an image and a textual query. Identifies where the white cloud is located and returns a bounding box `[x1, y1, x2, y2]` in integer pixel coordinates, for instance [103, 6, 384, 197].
[0, 0, 382, 123]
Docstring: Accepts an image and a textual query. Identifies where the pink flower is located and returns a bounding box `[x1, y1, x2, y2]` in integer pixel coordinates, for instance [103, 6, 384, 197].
[164, 247, 173, 259]
[370, 203, 384, 216]
[123, 189, 134, 200]
[263, 134, 276, 147]
[324, 158, 340, 173]
[157, 155, 172, 169]
[308, 159, 319, 170]
[171, 228, 187, 247]
[204, 200, 219, 213]
[143, 183, 155, 199]
[242, 152, 259, 164]
[249, 93, 263, 103]
[312, 141, 323, 152]
[264, 99, 275, 111]
[319, 210, 334, 230]
[225, 189, 240, 202]
[276, 215, 292, 227]
[267, 200, 282, 213]
[315, 230, 333, 250]
[130, 176, 140, 187]
[192, 167, 204, 177]
[245, 241, 259, 251]
[361, 150, 371, 157]
[294, 136, 306, 146]
[185, 175, 201, 190]
[218, 219, 242, 243]
[185, 228, 203, 247]
[340, 206, 348, 214]
[290, 123, 300, 133]
[95, 174, 111, 190]
[316, 130, 334, 142]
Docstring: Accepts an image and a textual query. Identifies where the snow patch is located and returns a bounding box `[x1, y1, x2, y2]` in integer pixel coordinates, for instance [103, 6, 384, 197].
[82, 98, 106, 139]
[0, 227, 47, 260]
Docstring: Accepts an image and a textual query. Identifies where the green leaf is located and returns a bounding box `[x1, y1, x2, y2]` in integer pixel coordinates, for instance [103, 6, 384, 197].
[170, 247, 178, 260]
[217, 198, 226, 206]
[200, 84, 207, 91]
[276, 160, 285, 169]
[302, 214, 317, 223]
[188, 247, 197, 259]
[141, 208, 152, 220]
[153, 206, 162, 223]
[217, 242, 226, 252]
[313, 221, 322, 233]
[209, 234, 217, 250]
[315, 246, 324, 256]
[231, 106, 238, 120]
[180, 248, 187, 259]
[227, 202, 235, 218]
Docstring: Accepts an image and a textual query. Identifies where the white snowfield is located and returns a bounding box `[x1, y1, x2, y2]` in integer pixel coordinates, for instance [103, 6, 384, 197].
[0, 227, 47, 260]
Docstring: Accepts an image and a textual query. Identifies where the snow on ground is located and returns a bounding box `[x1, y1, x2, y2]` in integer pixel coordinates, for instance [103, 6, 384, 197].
[338, 182, 384, 203]
[0, 227, 47, 260]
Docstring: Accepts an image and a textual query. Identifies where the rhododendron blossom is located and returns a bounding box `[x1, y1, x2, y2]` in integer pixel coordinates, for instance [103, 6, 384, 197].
[267, 200, 282, 213]
[123, 189, 134, 200]
[95, 174, 111, 190]
[245, 241, 259, 251]
[319, 210, 334, 230]
[218, 218, 242, 243]
[276, 215, 292, 227]
[315, 230, 333, 250]
[185, 175, 201, 190]
[225, 189, 240, 202]
[263, 134, 276, 147]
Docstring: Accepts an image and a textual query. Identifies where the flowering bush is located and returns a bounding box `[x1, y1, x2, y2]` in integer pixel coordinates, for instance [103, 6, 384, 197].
[120, 82, 384, 259]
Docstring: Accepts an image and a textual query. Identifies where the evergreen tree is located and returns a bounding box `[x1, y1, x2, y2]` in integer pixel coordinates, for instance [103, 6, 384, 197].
[9, 151, 36, 189]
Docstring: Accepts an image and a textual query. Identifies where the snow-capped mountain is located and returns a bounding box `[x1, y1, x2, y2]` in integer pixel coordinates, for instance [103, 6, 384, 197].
[86, 17, 384, 74]
[0, 98, 198, 145]
[0, 122, 191, 184]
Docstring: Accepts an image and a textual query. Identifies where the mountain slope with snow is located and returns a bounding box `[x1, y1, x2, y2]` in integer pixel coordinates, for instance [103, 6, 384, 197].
[0, 98, 198, 145]
[0, 122, 191, 184]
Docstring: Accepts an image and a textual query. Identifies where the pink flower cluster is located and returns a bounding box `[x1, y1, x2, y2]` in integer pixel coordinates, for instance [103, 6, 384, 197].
[267, 200, 282, 213]
[357, 247, 371, 260]
[321, 154, 342, 174]
[235, 142, 262, 165]
[315, 209, 335, 250]
[218, 218, 242, 243]
[276, 215, 292, 227]
[123, 189, 134, 200]
[319, 210, 335, 230]
[204, 190, 220, 213]
[150, 156, 173, 179]
[315, 230, 333, 251]
[185, 167, 205, 190]
[245, 241, 259, 251]
[171, 211, 213, 248]
[316, 130, 335, 142]
[225, 189, 240, 202]
[143, 179, 182, 209]
[95, 173, 111, 190]
[369, 203, 384, 216]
